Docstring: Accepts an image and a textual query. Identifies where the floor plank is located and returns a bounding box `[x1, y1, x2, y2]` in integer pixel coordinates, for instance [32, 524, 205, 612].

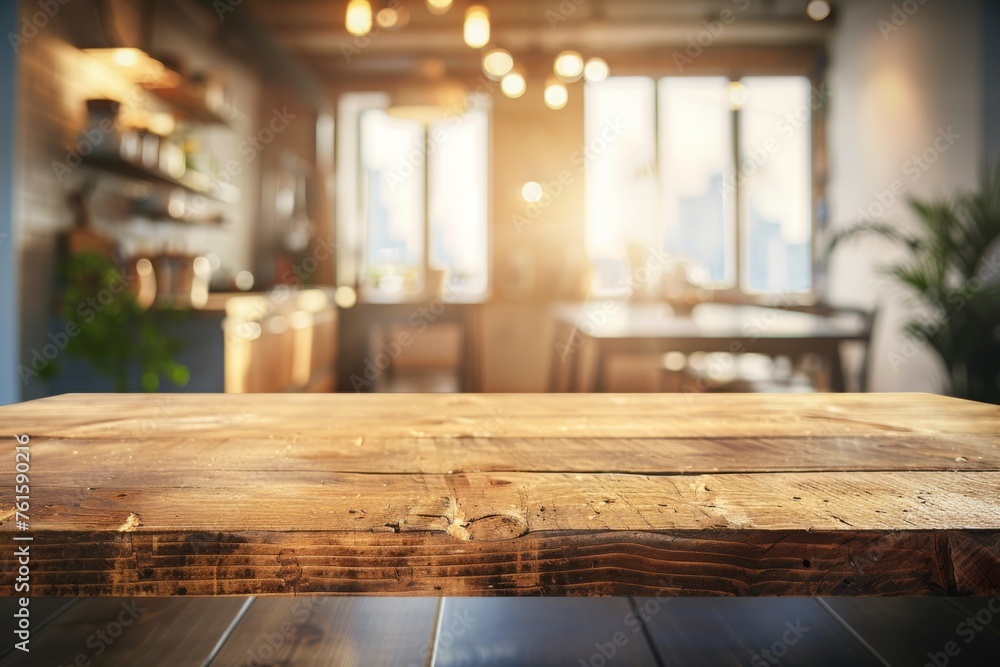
[822, 597, 1000, 666]
[0, 597, 248, 666]
[434, 597, 661, 666]
[0, 597, 76, 660]
[639, 597, 882, 666]
[948, 596, 1000, 639]
[4, 596, 996, 665]
[208, 597, 439, 666]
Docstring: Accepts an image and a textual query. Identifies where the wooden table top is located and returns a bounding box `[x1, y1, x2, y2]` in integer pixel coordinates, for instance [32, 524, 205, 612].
[553, 302, 867, 341]
[1, 392, 998, 597]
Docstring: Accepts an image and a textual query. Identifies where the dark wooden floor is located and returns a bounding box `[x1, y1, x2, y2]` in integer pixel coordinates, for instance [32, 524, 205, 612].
[2, 596, 1000, 666]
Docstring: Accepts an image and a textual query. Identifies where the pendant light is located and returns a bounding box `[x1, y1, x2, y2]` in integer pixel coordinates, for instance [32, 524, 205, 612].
[464, 5, 490, 49]
[346, 0, 373, 37]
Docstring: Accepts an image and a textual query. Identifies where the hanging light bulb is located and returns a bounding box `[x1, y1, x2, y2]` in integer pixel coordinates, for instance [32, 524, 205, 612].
[426, 0, 453, 15]
[376, 7, 400, 28]
[583, 57, 610, 83]
[553, 50, 585, 82]
[521, 181, 544, 203]
[500, 70, 526, 98]
[544, 78, 568, 110]
[482, 48, 514, 80]
[806, 0, 832, 21]
[464, 5, 490, 49]
[726, 81, 748, 108]
[345, 0, 372, 37]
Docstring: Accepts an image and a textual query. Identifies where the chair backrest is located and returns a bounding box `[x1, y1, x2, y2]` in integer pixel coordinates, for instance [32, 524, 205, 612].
[778, 301, 878, 392]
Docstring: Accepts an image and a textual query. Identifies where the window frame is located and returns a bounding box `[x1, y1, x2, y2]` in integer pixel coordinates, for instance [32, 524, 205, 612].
[585, 48, 827, 306]
[335, 92, 494, 303]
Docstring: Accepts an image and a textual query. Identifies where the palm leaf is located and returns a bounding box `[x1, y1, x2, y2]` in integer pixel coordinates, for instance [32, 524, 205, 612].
[824, 222, 923, 260]
[828, 159, 1000, 403]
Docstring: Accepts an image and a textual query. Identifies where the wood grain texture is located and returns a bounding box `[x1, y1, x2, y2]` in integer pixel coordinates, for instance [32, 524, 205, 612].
[1, 393, 998, 597]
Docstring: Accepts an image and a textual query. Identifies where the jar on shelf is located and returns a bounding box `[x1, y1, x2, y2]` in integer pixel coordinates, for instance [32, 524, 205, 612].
[83, 99, 123, 159]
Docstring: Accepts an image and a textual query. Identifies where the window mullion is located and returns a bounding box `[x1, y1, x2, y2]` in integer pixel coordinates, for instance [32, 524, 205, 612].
[732, 100, 743, 295]
[421, 126, 430, 293]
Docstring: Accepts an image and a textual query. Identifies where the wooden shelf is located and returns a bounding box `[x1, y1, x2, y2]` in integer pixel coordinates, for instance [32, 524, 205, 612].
[133, 209, 227, 226]
[82, 155, 240, 203]
[144, 85, 237, 126]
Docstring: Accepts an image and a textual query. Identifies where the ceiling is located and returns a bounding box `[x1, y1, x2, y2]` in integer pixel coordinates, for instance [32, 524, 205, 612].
[245, 0, 834, 82]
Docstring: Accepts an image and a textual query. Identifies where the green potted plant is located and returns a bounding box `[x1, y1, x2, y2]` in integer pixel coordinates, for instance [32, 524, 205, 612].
[827, 164, 1000, 404]
[52, 251, 191, 392]
[40, 187, 190, 392]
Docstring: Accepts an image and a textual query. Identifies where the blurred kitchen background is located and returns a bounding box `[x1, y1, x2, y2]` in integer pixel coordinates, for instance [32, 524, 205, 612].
[0, 0, 997, 403]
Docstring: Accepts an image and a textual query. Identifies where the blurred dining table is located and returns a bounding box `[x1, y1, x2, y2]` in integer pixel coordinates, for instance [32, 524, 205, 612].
[550, 301, 871, 392]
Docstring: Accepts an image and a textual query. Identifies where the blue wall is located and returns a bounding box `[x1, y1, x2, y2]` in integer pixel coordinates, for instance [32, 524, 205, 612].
[0, 1, 19, 406]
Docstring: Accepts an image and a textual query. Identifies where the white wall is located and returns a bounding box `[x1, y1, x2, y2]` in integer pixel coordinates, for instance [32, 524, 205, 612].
[826, 0, 983, 392]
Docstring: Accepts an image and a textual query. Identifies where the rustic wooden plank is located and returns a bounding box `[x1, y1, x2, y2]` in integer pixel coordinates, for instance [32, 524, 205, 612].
[0, 393, 997, 597]
[7, 470, 1000, 533]
[434, 597, 661, 666]
[0, 597, 248, 666]
[8, 530, 994, 597]
[208, 597, 438, 666]
[4, 392, 997, 439]
[14, 431, 999, 475]
[639, 597, 882, 666]
[820, 597, 1000, 666]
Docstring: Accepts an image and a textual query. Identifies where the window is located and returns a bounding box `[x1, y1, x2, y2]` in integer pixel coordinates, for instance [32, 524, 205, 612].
[360, 110, 426, 290]
[337, 93, 490, 298]
[585, 75, 815, 296]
